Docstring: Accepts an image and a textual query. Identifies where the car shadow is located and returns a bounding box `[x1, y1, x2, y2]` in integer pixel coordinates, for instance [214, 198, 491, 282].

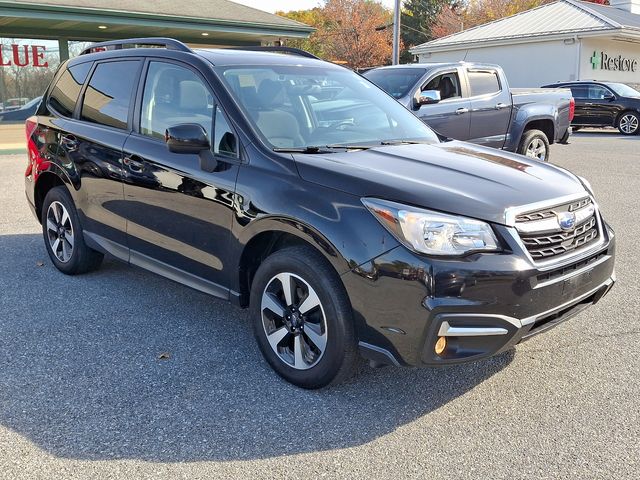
[572, 129, 639, 140]
[0, 233, 514, 462]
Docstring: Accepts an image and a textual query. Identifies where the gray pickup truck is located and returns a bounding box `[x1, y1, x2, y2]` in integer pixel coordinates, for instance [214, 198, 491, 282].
[364, 63, 573, 162]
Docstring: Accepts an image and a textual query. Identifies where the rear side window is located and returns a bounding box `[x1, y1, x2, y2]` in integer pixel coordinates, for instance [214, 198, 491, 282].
[468, 70, 501, 96]
[569, 86, 588, 99]
[48, 62, 92, 117]
[81, 61, 139, 129]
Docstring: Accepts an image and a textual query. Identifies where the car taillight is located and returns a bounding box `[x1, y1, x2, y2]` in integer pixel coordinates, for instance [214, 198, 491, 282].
[569, 97, 575, 122]
[25, 116, 40, 178]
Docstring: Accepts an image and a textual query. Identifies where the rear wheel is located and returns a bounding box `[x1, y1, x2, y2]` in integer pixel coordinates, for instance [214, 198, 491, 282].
[250, 246, 358, 389]
[41, 186, 103, 275]
[518, 129, 550, 162]
[617, 112, 639, 135]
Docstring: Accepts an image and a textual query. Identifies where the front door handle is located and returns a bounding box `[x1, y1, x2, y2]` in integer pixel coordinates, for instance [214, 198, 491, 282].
[495, 103, 509, 110]
[123, 155, 145, 173]
[455, 108, 469, 115]
[60, 134, 78, 152]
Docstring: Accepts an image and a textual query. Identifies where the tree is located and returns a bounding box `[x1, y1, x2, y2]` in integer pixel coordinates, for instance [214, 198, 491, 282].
[400, 0, 454, 62]
[322, 0, 394, 68]
[280, 0, 394, 68]
[276, 8, 328, 58]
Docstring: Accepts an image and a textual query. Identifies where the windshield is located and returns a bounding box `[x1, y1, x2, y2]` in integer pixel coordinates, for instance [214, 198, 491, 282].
[363, 68, 426, 99]
[605, 82, 640, 98]
[215, 65, 439, 150]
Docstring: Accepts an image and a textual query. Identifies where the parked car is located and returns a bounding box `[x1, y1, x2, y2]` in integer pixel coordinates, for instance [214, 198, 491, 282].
[542, 81, 640, 135]
[26, 38, 615, 388]
[2, 97, 30, 112]
[363, 63, 574, 162]
[0, 96, 41, 123]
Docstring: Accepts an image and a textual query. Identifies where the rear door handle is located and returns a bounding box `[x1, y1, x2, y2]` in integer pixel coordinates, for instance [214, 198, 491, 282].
[495, 103, 509, 110]
[123, 155, 145, 172]
[455, 108, 469, 115]
[60, 134, 78, 152]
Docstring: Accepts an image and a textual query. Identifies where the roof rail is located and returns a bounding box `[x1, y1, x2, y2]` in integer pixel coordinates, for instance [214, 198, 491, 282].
[80, 37, 192, 56]
[226, 46, 320, 60]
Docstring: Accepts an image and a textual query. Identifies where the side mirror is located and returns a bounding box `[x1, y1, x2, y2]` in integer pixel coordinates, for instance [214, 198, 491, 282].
[416, 90, 441, 107]
[603, 92, 615, 101]
[165, 124, 217, 172]
[165, 124, 210, 154]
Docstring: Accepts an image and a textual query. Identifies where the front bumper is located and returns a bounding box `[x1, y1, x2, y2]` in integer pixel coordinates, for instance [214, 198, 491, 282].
[342, 220, 616, 367]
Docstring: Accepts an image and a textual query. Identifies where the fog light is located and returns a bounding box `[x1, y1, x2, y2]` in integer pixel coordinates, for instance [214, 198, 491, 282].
[435, 336, 447, 355]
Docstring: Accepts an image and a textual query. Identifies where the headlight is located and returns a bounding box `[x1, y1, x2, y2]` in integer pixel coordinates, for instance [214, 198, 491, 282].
[362, 198, 500, 256]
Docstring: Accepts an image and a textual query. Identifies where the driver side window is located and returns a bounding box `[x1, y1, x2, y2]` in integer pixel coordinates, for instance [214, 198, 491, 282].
[140, 61, 213, 142]
[422, 72, 462, 101]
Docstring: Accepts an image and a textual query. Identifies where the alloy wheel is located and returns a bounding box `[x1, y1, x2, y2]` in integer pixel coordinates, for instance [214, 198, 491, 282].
[46, 201, 74, 263]
[261, 272, 328, 370]
[525, 138, 547, 160]
[619, 114, 639, 134]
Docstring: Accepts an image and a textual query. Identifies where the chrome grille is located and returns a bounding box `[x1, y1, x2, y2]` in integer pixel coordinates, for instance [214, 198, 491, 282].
[515, 197, 600, 261]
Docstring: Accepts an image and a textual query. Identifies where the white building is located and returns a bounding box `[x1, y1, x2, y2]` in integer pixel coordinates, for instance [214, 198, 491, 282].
[410, 0, 640, 88]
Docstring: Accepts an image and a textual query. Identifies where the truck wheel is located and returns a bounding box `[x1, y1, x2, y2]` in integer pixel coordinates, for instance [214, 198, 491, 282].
[250, 246, 358, 389]
[518, 129, 550, 162]
[617, 112, 639, 135]
[41, 186, 104, 275]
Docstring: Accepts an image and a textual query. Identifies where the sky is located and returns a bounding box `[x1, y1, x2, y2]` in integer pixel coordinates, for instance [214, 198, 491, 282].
[232, 0, 396, 13]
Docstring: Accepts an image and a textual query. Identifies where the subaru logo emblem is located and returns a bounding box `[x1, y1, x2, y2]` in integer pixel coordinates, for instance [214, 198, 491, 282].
[557, 211, 576, 231]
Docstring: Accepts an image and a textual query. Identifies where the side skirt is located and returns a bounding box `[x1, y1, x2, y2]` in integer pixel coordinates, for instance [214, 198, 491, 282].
[84, 231, 230, 301]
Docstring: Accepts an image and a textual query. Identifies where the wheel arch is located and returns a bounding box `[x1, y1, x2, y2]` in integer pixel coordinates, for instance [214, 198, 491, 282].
[234, 217, 353, 308]
[615, 109, 640, 126]
[523, 118, 555, 145]
[33, 169, 72, 223]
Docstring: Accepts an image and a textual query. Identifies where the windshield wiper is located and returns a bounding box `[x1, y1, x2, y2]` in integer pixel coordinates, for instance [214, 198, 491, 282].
[380, 140, 429, 146]
[274, 145, 373, 153]
[325, 144, 373, 150]
[273, 146, 331, 154]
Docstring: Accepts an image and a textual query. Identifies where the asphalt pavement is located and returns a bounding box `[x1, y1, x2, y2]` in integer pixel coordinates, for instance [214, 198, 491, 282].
[0, 129, 638, 479]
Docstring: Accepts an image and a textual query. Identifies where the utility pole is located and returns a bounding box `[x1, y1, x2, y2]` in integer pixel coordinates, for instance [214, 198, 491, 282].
[392, 0, 401, 65]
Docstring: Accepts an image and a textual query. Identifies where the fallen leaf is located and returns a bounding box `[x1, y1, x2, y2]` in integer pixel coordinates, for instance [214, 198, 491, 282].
[36, 261, 44, 267]
[158, 352, 171, 360]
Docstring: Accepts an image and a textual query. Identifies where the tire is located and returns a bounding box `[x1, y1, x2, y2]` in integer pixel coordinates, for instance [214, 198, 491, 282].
[617, 111, 639, 135]
[250, 245, 358, 389]
[518, 129, 550, 162]
[41, 186, 103, 275]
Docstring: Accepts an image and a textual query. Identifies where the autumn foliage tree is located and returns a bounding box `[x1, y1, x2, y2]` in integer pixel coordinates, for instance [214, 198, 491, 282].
[279, 0, 394, 68]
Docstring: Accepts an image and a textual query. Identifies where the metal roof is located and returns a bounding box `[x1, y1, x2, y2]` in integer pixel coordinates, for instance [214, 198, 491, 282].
[411, 0, 640, 54]
[0, 0, 313, 45]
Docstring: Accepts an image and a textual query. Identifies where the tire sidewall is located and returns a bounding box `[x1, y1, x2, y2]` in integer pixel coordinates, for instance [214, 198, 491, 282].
[250, 247, 355, 389]
[617, 112, 640, 136]
[519, 129, 550, 162]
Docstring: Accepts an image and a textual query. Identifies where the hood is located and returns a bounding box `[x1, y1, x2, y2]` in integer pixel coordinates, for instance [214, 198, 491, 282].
[293, 141, 586, 225]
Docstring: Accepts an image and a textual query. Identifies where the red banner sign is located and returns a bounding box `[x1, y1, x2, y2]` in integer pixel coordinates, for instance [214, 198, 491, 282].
[0, 44, 49, 68]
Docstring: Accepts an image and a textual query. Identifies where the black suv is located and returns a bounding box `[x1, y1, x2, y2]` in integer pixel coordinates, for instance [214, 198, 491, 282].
[542, 81, 640, 135]
[26, 38, 615, 388]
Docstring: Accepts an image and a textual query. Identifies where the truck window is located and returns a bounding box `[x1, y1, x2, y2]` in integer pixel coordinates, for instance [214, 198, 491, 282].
[48, 62, 92, 117]
[423, 72, 461, 100]
[81, 60, 139, 130]
[468, 70, 501, 97]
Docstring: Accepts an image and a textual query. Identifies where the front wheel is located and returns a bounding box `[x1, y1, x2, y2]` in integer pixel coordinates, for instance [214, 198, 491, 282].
[518, 129, 550, 162]
[617, 112, 639, 135]
[250, 246, 358, 389]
